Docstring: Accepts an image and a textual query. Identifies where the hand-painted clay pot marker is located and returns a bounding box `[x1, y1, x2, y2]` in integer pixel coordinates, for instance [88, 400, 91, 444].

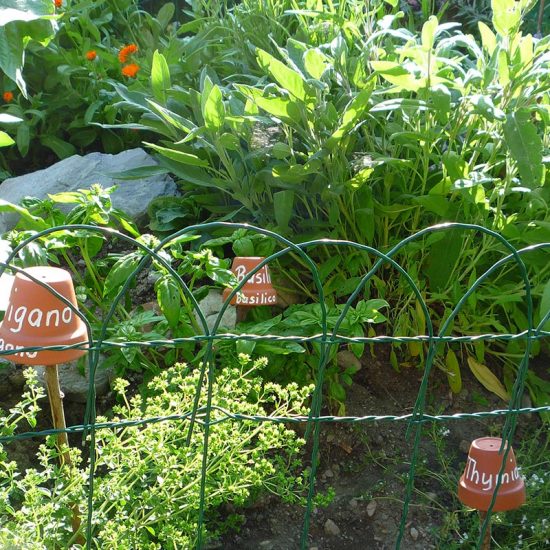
[0, 266, 88, 537]
[222, 257, 277, 321]
[458, 437, 526, 549]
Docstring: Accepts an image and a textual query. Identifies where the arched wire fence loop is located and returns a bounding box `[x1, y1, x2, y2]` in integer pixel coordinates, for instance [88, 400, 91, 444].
[0, 222, 548, 550]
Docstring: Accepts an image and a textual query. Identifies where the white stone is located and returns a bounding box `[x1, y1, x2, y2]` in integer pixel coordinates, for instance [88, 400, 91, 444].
[194, 290, 236, 332]
[324, 519, 340, 536]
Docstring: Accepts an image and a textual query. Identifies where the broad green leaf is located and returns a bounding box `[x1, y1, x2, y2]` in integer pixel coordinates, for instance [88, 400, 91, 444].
[151, 50, 171, 104]
[445, 350, 462, 393]
[0, 114, 22, 124]
[413, 195, 449, 216]
[467, 356, 510, 401]
[421, 16, 438, 50]
[273, 190, 294, 231]
[144, 142, 209, 167]
[0, 1, 53, 25]
[327, 87, 373, 148]
[478, 22, 497, 55]
[371, 61, 427, 91]
[202, 85, 225, 132]
[256, 48, 309, 102]
[233, 237, 255, 256]
[157, 2, 175, 29]
[0, 2, 56, 96]
[503, 110, 544, 189]
[40, 135, 76, 159]
[492, 0, 522, 37]
[443, 151, 468, 181]
[156, 275, 181, 329]
[0, 131, 14, 147]
[237, 85, 300, 123]
[303, 48, 330, 79]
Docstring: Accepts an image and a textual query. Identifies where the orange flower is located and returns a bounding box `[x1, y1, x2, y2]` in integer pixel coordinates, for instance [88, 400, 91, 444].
[121, 63, 140, 78]
[118, 44, 138, 63]
[54, 0, 62, 8]
[85, 50, 97, 61]
[3, 91, 13, 103]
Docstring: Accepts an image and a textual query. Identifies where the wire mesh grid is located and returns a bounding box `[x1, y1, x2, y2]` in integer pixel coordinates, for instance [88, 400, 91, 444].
[1, 221, 549, 549]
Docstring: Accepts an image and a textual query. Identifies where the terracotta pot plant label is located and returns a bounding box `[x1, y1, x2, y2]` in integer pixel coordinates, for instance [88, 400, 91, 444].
[222, 257, 277, 321]
[0, 266, 88, 365]
[458, 437, 526, 549]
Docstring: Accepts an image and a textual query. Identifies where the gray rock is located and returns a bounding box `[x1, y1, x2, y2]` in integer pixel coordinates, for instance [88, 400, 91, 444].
[410, 526, 419, 541]
[0, 148, 178, 232]
[194, 290, 236, 332]
[0, 360, 16, 394]
[35, 360, 113, 403]
[324, 518, 341, 536]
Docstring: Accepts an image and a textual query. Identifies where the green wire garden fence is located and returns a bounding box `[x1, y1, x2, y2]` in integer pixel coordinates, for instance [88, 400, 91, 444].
[1, 221, 550, 549]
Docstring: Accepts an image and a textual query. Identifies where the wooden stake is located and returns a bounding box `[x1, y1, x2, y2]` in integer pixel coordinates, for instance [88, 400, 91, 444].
[479, 511, 492, 550]
[43, 365, 83, 541]
[44, 365, 72, 466]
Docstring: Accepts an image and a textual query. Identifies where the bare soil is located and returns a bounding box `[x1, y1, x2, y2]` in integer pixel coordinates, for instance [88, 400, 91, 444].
[220, 350, 542, 550]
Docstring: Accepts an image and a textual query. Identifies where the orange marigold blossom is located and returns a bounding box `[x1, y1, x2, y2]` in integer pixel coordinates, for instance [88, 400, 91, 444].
[54, 0, 62, 8]
[121, 63, 140, 78]
[3, 91, 14, 103]
[118, 44, 138, 63]
[85, 50, 97, 61]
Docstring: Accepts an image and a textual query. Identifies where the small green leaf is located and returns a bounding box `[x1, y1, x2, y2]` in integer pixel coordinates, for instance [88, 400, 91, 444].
[421, 16, 438, 50]
[445, 350, 462, 394]
[156, 275, 181, 329]
[202, 84, 225, 132]
[104, 254, 140, 296]
[467, 356, 510, 401]
[478, 22, 497, 55]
